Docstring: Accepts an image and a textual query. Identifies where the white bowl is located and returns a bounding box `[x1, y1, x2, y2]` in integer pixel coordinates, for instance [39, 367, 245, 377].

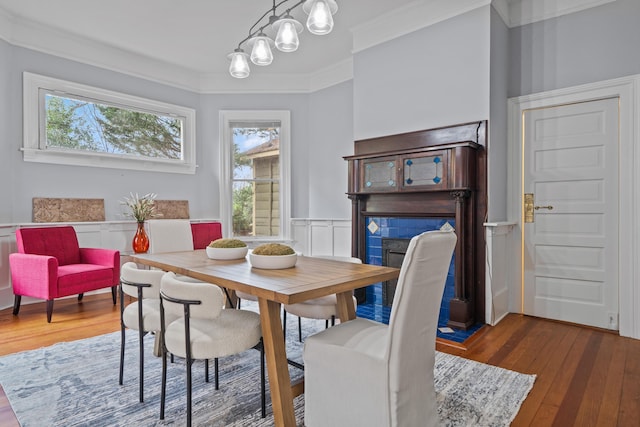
[249, 253, 297, 269]
[206, 246, 248, 260]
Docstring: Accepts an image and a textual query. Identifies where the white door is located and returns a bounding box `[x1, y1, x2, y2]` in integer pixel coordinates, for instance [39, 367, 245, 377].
[523, 97, 619, 330]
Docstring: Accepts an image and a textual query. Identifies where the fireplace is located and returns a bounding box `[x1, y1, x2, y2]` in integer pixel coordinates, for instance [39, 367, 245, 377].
[345, 121, 487, 329]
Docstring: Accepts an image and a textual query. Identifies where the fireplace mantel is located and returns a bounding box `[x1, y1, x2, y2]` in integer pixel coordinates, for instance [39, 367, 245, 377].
[345, 121, 488, 328]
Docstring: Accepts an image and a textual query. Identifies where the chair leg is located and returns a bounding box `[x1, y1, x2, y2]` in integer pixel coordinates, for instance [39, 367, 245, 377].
[331, 315, 335, 326]
[138, 327, 145, 402]
[298, 316, 303, 342]
[111, 286, 118, 305]
[119, 324, 125, 386]
[160, 346, 167, 420]
[260, 340, 266, 418]
[46, 300, 54, 323]
[214, 358, 219, 390]
[186, 356, 193, 427]
[282, 310, 287, 342]
[12, 295, 21, 315]
[205, 359, 209, 382]
[78, 293, 84, 301]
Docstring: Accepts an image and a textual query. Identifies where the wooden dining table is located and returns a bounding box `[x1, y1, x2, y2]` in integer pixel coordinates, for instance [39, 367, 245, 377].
[129, 249, 400, 427]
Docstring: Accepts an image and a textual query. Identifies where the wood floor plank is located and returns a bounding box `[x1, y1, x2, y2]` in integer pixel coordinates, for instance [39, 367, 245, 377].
[618, 338, 640, 423]
[551, 331, 602, 427]
[510, 322, 580, 426]
[592, 334, 626, 427]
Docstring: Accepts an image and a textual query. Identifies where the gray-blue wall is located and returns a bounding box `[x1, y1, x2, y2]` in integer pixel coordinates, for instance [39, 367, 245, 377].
[509, 0, 640, 97]
[0, 42, 356, 224]
[0, 39, 11, 222]
[353, 6, 491, 141]
[308, 80, 353, 219]
[2, 0, 637, 228]
[489, 6, 510, 221]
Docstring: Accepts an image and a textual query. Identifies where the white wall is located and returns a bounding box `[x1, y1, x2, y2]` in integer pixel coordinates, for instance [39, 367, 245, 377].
[353, 6, 491, 140]
[508, 0, 640, 97]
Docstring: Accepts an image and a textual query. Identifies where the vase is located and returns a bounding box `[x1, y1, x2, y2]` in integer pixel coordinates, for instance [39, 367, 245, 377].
[132, 221, 150, 253]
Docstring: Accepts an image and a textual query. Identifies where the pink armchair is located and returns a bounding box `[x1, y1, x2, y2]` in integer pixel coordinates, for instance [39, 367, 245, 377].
[10, 226, 120, 323]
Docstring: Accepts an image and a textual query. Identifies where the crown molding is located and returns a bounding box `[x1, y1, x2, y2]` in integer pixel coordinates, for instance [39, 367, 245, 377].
[0, 8, 204, 92]
[491, 0, 511, 26]
[0, 0, 617, 93]
[504, 0, 616, 28]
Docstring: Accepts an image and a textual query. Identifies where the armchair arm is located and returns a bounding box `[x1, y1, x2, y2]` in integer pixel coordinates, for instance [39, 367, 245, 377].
[9, 253, 59, 299]
[79, 248, 120, 285]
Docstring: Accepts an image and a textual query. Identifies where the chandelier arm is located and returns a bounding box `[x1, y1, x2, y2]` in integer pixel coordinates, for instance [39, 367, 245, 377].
[238, 0, 305, 49]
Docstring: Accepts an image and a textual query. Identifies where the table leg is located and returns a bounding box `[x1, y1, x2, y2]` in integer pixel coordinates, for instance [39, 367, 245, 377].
[258, 298, 297, 427]
[335, 290, 357, 322]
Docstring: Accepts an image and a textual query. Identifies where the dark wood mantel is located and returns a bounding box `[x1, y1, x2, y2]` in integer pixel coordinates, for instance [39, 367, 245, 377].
[345, 121, 488, 328]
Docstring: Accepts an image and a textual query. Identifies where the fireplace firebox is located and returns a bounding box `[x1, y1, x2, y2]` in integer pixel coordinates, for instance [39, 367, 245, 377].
[381, 238, 410, 306]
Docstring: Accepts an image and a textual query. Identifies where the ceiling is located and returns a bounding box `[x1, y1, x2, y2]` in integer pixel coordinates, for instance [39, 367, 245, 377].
[0, 1, 418, 76]
[0, 0, 609, 92]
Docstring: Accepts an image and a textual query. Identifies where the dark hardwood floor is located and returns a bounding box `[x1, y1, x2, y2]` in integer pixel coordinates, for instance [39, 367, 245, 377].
[0, 293, 639, 426]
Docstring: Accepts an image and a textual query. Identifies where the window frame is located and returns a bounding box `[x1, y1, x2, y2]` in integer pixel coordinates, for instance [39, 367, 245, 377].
[22, 72, 196, 174]
[219, 110, 291, 242]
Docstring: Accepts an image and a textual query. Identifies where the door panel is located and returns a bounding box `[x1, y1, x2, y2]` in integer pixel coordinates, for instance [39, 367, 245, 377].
[523, 98, 619, 330]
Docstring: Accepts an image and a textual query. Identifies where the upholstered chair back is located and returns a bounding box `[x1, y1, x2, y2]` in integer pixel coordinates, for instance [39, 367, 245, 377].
[120, 262, 164, 300]
[161, 272, 225, 320]
[146, 219, 194, 253]
[16, 226, 81, 266]
[386, 230, 457, 426]
[190, 222, 223, 250]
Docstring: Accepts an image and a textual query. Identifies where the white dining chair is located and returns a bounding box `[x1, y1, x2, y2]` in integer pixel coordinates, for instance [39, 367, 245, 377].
[119, 262, 167, 402]
[283, 256, 361, 341]
[159, 272, 266, 426]
[146, 219, 195, 253]
[303, 230, 457, 427]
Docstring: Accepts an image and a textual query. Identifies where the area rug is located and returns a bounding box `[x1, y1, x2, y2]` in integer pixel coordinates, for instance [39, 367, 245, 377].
[0, 312, 535, 427]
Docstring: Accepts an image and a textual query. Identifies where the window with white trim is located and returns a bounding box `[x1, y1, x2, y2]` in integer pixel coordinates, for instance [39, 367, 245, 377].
[22, 72, 196, 174]
[219, 110, 291, 241]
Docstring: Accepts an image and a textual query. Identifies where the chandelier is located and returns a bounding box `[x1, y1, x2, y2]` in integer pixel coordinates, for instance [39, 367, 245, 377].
[228, 0, 339, 79]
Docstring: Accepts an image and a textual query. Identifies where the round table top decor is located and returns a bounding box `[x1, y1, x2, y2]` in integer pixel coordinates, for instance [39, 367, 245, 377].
[249, 243, 297, 269]
[206, 238, 248, 260]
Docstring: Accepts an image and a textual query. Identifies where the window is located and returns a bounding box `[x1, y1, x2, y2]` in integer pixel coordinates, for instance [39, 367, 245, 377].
[22, 72, 196, 174]
[220, 111, 291, 241]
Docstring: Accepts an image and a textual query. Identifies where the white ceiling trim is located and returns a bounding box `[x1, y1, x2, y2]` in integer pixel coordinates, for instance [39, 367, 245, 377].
[504, 0, 617, 28]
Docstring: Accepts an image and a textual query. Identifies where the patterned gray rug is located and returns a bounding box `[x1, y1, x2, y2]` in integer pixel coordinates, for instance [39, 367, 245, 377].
[0, 310, 535, 427]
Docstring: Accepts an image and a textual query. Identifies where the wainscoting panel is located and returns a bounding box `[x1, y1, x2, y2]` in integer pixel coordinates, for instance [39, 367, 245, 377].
[290, 219, 352, 257]
[0, 219, 352, 312]
[484, 222, 516, 325]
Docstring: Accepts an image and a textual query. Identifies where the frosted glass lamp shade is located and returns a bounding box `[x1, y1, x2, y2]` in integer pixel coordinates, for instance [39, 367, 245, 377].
[273, 16, 303, 52]
[228, 49, 250, 78]
[249, 35, 275, 66]
[303, 0, 338, 35]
